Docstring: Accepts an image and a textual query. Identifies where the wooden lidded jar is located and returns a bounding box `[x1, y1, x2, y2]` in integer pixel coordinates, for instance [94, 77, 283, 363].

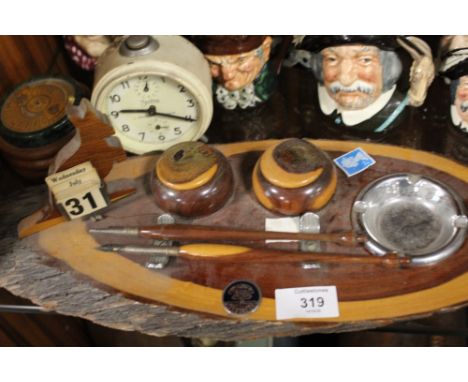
[0, 76, 84, 180]
[252, 138, 337, 215]
[151, 141, 234, 218]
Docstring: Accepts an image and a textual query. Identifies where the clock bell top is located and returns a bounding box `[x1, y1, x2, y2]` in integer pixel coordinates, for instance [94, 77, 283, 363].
[92, 35, 212, 96]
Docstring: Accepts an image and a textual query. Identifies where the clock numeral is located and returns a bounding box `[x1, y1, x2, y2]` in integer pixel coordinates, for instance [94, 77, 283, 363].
[184, 115, 194, 121]
[174, 127, 182, 135]
[121, 81, 130, 89]
[121, 124, 130, 132]
[178, 85, 186, 93]
[139, 132, 145, 141]
[110, 111, 119, 118]
[186, 99, 195, 108]
[109, 94, 121, 103]
[158, 135, 166, 141]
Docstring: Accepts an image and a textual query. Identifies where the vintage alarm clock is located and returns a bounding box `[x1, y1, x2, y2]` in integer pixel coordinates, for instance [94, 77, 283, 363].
[151, 141, 234, 218]
[91, 35, 213, 155]
[0, 76, 84, 179]
[252, 138, 337, 215]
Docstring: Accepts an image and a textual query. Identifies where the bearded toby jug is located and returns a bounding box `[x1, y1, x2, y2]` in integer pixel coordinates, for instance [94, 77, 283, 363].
[292, 35, 435, 140]
[439, 36, 468, 163]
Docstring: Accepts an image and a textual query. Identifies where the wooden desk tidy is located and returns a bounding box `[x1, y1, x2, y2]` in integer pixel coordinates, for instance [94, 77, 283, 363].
[3, 139, 468, 339]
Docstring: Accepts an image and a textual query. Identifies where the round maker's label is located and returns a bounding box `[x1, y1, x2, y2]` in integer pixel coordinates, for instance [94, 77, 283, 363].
[222, 280, 262, 316]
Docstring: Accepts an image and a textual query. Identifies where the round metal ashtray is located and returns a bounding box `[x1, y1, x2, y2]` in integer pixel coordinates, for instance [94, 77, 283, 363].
[352, 173, 468, 265]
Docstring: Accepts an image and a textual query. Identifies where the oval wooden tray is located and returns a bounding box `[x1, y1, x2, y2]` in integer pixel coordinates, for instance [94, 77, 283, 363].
[2, 139, 468, 340]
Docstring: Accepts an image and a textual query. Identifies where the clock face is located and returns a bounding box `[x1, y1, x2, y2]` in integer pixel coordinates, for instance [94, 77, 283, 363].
[99, 74, 202, 154]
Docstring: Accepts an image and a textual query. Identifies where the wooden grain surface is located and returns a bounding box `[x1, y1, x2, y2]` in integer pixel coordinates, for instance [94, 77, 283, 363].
[0, 36, 68, 97]
[1, 140, 467, 340]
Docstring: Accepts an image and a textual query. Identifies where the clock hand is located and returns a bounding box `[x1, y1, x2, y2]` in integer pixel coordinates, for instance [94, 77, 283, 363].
[149, 111, 196, 122]
[118, 106, 196, 122]
[119, 109, 150, 113]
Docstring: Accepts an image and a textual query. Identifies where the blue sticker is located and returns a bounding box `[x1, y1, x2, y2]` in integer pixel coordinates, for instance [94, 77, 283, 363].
[333, 147, 376, 177]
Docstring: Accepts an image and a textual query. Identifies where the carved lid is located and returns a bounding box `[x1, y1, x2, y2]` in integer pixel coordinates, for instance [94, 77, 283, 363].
[0, 77, 82, 148]
[259, 138, 330, 189]
[156, 141, 220, 191]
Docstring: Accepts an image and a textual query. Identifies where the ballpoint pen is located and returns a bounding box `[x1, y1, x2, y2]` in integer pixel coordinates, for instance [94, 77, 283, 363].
[89, 223, 366, 247]
[97, 243, 411, 268]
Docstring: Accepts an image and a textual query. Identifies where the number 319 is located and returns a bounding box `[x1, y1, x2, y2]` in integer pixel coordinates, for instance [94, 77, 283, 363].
[300, 297, 325, 309]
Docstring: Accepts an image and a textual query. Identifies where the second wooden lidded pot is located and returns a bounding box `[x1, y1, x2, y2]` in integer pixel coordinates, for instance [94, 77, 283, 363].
[252, 138, 337, 215]
[151, 141, 234, 218]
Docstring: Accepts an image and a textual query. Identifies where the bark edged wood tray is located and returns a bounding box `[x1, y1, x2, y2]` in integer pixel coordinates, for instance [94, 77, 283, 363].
[2, 139, 468, 340]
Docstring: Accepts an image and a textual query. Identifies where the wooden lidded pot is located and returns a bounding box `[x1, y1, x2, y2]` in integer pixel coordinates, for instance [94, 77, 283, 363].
[252, 138, 337, 215]
[0, 76, 84, 180]
[151, 141, 234, 218]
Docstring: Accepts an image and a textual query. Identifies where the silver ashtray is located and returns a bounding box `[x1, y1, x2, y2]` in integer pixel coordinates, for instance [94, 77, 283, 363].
[352, 173, 467, 265]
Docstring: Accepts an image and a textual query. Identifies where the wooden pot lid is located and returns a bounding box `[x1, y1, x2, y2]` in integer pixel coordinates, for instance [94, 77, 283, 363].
[156, 142, 220, 191]
[0, 77, 81, 148]
[259, 138, 330, 188]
